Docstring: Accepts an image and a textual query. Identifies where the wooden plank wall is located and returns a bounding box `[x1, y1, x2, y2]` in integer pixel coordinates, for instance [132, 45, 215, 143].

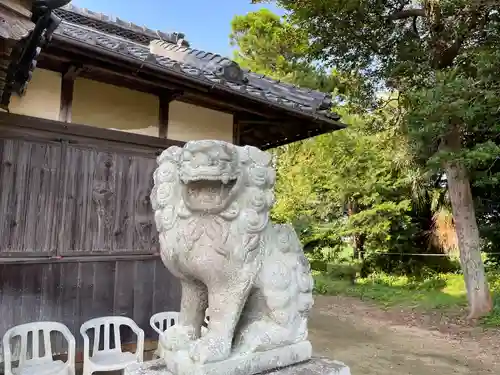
[0, 139, 62, 256]
[0, 125, 182, 356]
[58, 143, 159, 254]
[0, 137, 160, 256]
[0, 259, 181, 353]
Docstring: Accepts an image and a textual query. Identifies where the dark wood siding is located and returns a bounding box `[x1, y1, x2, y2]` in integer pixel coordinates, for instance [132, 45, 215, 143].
[0, 130, 159, 257]
[0, 260, 181, 353]
[0, 139, 62, 256]
[0, 115, 182, 358]
[58, 144, 158, 255]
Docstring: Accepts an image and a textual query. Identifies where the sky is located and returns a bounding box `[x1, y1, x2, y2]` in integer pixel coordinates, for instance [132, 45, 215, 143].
[71, 0, 284, 57]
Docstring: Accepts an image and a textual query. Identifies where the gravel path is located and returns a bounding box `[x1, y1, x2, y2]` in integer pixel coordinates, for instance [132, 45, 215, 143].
[309, 295, 500, 375]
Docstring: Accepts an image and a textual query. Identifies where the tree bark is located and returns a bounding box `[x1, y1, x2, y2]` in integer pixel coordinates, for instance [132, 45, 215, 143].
[443, 124, 492, 319]
[347, 200, 365, 260]
[353, 233, 366, 261]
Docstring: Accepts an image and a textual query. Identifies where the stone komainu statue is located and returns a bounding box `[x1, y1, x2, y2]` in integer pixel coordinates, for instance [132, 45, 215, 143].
[150, 140, 314, 366]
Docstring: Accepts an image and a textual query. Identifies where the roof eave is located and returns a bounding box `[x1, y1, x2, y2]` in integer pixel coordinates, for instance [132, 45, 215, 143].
[51, 32, 346, 131]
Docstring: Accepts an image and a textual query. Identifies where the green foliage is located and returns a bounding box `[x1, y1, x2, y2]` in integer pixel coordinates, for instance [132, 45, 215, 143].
[313, 272, 469, 309]
[326, 263, 359, 283]
[230, 9, 336, 92]
[230, 8, 375, 107]
[314, 271, 500, 309]
[405, 49, 500, 170]
[271, 109, 423, 256]
[482, 292, 500, 327]
[405, 49, 500, 265]
[230, 9, 305, 73]
[254, 1, 500, 84]
[314, 270, 500, 326]
[230, 7, 460, 276]
[246, 1, 500, 318]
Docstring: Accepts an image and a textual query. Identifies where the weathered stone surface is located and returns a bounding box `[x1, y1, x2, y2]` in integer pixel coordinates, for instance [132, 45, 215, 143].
[125, 356, 351, 375]
[150, 140, 315, 374]
[162, 341, 312, 375]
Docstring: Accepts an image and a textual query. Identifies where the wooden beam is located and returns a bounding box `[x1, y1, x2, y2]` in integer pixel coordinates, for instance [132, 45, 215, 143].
[158, 91, 182, 138]
[58, 77, 73, 122]
[0, 253, 160, 265]
[62, 65, 83, 81]
[260, 127, 329, 150]
[159, 96, 169, 138]
[233, 115, 241, 145]
[0, 111, 185, 150]
[80, 60, 269, 117]
[58, 65, 82, 122]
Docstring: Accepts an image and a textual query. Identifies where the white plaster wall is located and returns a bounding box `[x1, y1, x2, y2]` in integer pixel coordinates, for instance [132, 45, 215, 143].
[167, 100, 233, 142]
[71, 77, 160, 137]
[9, 69, 61, 120]
[7, 70, 234, 143]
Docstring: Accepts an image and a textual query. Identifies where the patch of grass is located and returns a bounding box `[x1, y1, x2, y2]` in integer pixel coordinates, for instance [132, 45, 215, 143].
[313, 270, 500, 322]
[481, 275, 500, 327]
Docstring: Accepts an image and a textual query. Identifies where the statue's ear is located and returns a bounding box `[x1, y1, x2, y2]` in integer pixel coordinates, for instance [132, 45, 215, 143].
[222, 142, 238, 161]
[158, 145, 183, 165]
[245, 145, 272, 167]
[238, 146, 250, 164]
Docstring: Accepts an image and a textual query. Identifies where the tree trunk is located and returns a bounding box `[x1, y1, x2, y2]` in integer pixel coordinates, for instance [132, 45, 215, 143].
[347, 200, 365, 260]
[353, 234, 366, 261]
[443, 124, 492, 319]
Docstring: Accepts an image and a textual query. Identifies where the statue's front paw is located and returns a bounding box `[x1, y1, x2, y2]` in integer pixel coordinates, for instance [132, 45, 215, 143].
[160, 325, 196, 351]
[188, 333, 231, 364]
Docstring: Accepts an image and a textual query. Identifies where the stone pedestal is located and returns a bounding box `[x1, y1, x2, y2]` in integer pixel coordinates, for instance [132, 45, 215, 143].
[164, 341, 312, 375]
[125, 357, 351, 375]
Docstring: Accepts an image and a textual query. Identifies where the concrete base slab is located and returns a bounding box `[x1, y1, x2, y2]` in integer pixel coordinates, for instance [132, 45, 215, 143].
[125, 348, 350, 375]
[163, 341, 312, 375]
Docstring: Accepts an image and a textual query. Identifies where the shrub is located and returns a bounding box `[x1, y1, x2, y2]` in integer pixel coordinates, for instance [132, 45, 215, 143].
[327, 263, 359, 284]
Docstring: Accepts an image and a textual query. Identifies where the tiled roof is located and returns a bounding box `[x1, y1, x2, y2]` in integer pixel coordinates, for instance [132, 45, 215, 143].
[149, 41, 338, 121]
[51, 7, 342, 126]
[54, 4, 188, 46]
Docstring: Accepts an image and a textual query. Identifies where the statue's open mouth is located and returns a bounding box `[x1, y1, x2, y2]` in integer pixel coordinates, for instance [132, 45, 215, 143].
[181, 173, 240, 213]
[178, 142, 240, 213]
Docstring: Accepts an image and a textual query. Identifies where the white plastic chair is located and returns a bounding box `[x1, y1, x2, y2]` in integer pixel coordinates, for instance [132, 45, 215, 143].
[2, 321, 76, 375]
[149, 312, 179, 359]
[80, 316, 144, 375]
[149, 310, 211, 359]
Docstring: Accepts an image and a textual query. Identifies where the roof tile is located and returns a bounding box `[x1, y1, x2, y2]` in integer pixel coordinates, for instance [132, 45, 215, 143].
[54, 4, 188, 46]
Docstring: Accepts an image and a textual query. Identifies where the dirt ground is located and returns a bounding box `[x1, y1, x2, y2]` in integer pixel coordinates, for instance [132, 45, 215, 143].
[309, 295, 500, 375]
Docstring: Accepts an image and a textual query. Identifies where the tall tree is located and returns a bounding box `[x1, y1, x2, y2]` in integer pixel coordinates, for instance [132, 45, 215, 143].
[230, 9, 332, 90]
[230, 8, 456, 274]
[254, 0, 499, 318]
[230, 10, 413, 258]
[230, 8, 374, 104]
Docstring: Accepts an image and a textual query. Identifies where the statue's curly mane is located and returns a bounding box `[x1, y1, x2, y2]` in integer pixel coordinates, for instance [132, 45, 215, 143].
[151, 143, 277, 262]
